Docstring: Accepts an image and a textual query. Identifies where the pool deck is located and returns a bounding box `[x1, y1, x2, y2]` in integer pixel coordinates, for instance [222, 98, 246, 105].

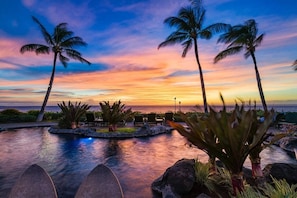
[0, 122, 58, 131]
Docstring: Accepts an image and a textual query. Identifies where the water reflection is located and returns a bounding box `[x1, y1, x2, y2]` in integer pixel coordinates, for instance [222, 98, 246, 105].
[0, 128, 296, 198]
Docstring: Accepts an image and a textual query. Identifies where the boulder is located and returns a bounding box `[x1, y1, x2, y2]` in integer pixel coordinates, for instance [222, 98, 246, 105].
[151, 159, 196, 197]
[263, 163, 297, 185]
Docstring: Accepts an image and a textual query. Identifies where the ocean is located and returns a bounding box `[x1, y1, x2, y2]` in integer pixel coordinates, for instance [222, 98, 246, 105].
[0, 104, 297, 113]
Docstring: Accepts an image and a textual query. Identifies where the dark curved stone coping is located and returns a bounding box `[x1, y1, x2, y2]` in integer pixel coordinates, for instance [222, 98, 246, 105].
[48, 125, 173, 139]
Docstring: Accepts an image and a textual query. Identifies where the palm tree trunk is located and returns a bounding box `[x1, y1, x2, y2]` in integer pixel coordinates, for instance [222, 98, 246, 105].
[36, 53, 58, 122]
[251, 52, 267, 112]
[250, 157, 263, 177]
[231, 172, 244, 196]
[193, 38, 208, 113]
[249, 145, 264, 178]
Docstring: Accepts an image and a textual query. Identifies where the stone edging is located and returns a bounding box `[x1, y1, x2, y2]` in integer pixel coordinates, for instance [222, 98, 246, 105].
[48, 124, 173, 139]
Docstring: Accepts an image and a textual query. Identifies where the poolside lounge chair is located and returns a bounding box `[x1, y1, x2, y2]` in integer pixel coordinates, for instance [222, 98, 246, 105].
[164, 112, 174, 125]
[134, 115, 144, 126]
[147, 113, 163, 125]
[86, 112, 97, 126]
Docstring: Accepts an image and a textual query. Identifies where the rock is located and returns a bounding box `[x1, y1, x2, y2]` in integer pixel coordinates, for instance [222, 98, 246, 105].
[263, 163, 297, 185]
[196, 193, 211, 198]
[278, 137, 297, 158]
[49, 125, 173, 139]
[151, 159, 196, 197]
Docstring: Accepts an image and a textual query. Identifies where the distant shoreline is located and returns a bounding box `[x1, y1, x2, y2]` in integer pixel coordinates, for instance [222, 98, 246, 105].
[1, 105, 297, 113]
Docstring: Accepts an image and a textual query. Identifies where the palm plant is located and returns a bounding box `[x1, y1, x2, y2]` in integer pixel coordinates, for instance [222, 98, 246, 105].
[170, 96, 274, 195]
[99, 100, 134, 132]
[214, 19, 267, 112]
[158, 0, 230, 113]
[248, 120, 288, 179]
[20, 16, 91, 122]
[58, 101, 90, 129]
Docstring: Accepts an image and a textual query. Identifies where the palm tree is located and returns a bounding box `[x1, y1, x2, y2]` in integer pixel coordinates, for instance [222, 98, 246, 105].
[158, 0, 229, 113]
[214, 19, 267, 112]
[20, 16, 91, 121]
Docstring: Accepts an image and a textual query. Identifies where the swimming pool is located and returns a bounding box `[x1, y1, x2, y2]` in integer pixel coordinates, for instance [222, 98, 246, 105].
[0, 127, 295, 197]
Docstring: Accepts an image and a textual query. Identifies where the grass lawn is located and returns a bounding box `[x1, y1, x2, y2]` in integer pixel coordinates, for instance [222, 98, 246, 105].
[96, 127, 137, 133]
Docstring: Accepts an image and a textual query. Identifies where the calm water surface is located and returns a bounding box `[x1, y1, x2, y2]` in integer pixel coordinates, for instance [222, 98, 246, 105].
[0, 127, 296, 198]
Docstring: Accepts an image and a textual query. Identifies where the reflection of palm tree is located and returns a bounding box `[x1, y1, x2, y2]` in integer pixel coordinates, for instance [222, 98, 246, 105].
[20, 16, 91, 121]
[158, 0, 229, 113]
[104, 140, 121, 167]
[214, 19, 267, 112]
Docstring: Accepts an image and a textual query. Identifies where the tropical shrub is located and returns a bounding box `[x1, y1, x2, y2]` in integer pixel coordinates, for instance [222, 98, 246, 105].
[0, 109, 36, 123]
[194, 160, 232, 197]
[99, 100, 134, 132]
[27, 110, 39, 118]
[170, 96, 274, 195]
[58, 101, 90, 129]
[1, 109, 22, 116]
[262, 177, 297, 198]
[237, 177, 297, 198]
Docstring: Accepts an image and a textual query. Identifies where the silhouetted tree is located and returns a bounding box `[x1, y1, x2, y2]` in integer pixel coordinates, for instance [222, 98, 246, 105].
[158, 0, 229, 113]
[214, 19, 267, 112]
[20, 16, 91, 121]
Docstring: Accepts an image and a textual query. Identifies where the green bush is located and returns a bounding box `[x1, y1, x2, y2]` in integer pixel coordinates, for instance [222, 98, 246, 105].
[0, 114, 35, 123]
[27, 110, 39, 117]
[1, 109, 22, 116]
[44, 112, 63, 121]
[0, 115, 12, 123]
[19, 114, 36, 122]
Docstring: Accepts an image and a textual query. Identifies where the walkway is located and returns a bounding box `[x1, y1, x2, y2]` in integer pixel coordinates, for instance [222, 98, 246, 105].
[0, 122, 58, 131]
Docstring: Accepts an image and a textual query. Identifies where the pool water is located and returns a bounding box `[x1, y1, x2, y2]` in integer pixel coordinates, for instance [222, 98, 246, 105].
[0, 127, 296, 197]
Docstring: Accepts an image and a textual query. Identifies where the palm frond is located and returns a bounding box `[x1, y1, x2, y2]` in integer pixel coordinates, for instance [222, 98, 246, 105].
[32, 16, 53, 45]
[164, 16, 191, 32]
[254, 33, 264, 47]
[181, 39, 193, 57]
[20, 44, 49, 54]
[204, 23, 231, 35]
[214, 46, 243, 63]
[244, 51, 251, 59]
[61, 36, 87, 48]
[54, 24, 73, 44]
[195, 8, 206, 30]
[65, 49, 91, 65]
[59, 54, 69, 67]
[158, 31, 188, 49]
[199, 29, 211, 39]
[189, 0, 203, 9]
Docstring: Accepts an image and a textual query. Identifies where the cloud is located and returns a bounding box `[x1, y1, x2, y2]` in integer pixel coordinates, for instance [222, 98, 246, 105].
[22, 0, 95, 29]
[21, 0, 36, 7]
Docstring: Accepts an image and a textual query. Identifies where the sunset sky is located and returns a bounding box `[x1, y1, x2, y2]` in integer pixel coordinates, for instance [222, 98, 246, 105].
[0, 0, 296, 107]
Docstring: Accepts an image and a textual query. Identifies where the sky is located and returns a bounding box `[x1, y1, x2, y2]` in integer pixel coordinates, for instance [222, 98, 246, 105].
[0, 0, 296, 107]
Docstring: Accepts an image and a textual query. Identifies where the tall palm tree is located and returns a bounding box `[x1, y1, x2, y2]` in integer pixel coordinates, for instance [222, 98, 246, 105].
[214, 19, 267, 112]
[158, 0, 229, 113]
[20, 16, 91, 121]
